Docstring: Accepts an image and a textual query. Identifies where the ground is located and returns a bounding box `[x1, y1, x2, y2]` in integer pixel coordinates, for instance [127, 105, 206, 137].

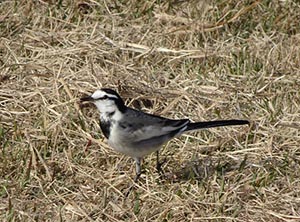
[1, 0, 300, 221]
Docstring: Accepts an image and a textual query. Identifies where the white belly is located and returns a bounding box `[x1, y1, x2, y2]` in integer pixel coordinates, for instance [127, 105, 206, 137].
[107, 125, 161, 158]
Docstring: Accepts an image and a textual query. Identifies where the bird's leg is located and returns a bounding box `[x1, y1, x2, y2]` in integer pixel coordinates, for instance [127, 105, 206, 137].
[156, 151, 166, 176]
[124, 157, 142, 198]
[134, 157, 142, 182]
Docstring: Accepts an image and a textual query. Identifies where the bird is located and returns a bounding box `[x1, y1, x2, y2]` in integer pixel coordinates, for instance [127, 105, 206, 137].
[80, 88, 249, 182]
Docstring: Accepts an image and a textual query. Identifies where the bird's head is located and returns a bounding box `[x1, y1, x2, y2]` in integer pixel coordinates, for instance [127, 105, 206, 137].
[80, 88, 126, 113]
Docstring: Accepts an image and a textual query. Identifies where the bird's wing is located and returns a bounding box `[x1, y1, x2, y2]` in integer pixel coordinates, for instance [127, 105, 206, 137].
[119, 108, 190, 141]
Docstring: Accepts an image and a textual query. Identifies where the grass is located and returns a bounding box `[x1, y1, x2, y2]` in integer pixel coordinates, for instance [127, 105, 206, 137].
[1, 0, 300, 221]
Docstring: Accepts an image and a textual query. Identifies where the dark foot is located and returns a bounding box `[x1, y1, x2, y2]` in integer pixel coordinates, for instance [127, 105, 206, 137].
[156, 151, 167, 175]
[124, 184, 134, 198]
[124, 170, 145, 198]
[156, 158, 167, 179]
[134, 172, 142, 183]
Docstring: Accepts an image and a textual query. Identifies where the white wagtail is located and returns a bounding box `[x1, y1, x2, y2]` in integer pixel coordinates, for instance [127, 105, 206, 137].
[81, 88, 249, 181]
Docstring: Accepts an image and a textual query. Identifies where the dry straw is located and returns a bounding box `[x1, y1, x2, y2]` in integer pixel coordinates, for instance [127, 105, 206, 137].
[1, 0, 300, 221]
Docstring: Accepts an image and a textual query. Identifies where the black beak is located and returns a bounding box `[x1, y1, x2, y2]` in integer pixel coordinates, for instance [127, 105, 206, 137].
[80, 95, 94, 102]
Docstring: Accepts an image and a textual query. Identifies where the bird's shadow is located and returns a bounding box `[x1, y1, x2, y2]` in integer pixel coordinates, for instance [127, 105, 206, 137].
[163, 155, 247, 183]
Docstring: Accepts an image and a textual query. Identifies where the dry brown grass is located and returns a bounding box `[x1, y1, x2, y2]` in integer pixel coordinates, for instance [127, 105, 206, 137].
[1, 0, 300, 221]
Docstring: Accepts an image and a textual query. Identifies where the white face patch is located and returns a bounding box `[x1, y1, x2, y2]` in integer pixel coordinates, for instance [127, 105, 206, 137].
[91, 90, 118, 114]
[91, 90, 118, 100]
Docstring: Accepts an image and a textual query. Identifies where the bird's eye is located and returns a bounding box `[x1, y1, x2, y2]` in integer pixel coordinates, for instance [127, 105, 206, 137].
[97, 95, 108, 100]
[95, 95, 108, 100]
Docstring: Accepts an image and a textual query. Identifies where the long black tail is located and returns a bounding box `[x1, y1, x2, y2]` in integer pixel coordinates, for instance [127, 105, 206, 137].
[186, 119, 249, 131]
